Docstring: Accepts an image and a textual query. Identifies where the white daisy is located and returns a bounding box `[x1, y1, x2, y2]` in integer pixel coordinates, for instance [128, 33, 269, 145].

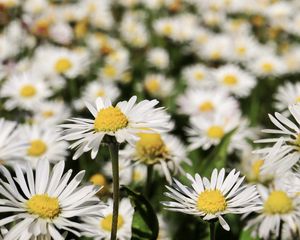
[274, 82, 300, 114]
[214, 64, 256, 97]
[147, 48, 169, 70]
[0, 73, 51, 111]
[182, 64, 214, 88]
[81, 198, 134, 240]
[143, 74, 174, 99]
[120, 132, 190, 183]
[19, 124, 69, 168]
[162, 168, 261, 231]
[0, 118, 27, 165]
[60, 96, 171, 160]
[0, 158, 105, 240]
[246, 184, 300, 240]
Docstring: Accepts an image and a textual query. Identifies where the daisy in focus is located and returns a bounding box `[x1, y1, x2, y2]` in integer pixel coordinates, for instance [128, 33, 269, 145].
[60, 96, 171, 160]
[0, 158, 105, 240]
[162, 168, 262, 231]
[81, 198, 134, 240]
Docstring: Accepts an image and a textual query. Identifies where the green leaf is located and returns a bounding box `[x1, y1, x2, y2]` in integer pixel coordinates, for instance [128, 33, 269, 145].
[240, 229, 259, 240]
[121, 186, 159, 240]
[198, 128, 237, 177]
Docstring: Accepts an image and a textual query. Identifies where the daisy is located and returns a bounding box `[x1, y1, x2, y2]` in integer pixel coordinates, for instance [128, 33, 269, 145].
[120, 132, 190, 183]
[162, 168, 261, 231]
[60, 96, 171, 160]
[214, 64, 256, 97]
[81, 198, 134, 240]
[0, 73, 51, 111]
[186, 112, 240, 151]
[0, 158, 105, 240]
[147, 48, 170, 70]
[255, 104, 300, 159]
[19, 124, 69, 168]
[246, 183, 300, 239]
[177, 88, 238, 117]
[182, 64, 214, 88]
[0, 118, 27, 165]
[143, 74, 174, 99]
[274, 82, 300, 114]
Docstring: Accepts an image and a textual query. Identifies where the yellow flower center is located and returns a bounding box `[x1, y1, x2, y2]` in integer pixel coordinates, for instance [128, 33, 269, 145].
[94, 106, 128, 132]
[90, 173, 107, 186]
[145, 79, 160, 93]
[133, 170, 142, 182]
[42, 110, 54, 118]
[236, 46, 246, 56]
[262, 62, 274, 73]
[162, 25, 173, 35]
[97, 89, 106, 97]
[20, 85, 37, 98]
[197, 190, 227, 214]
[251, 159, 264, 180]
[295, 96, 300, 103]
[223, 74, 238, 86]
[194, 71, 204, 81]
[199, 101, 214, 112]
[264, 191, 293, 214]
[207, 126, 224, 139]
[27, 194, 60, 219]
[102, 65, 117, 78]
[27, 140, 47, 157]
[135, 133, 169, 164]
[55, 58, 73, 74]
[101, 214, 124, 232]
[211, 51, 221, 60]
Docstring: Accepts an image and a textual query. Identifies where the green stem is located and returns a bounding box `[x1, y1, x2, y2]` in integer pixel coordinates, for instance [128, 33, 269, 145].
[209, 222, 216, 240]
[108, 142, 119, 240]
[145, 165, 153, 198]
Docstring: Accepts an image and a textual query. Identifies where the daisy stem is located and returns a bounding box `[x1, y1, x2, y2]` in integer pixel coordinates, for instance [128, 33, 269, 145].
[109, 142, 120, 240]
[209, 222, 216, 240]
[145, 165, 153, 198]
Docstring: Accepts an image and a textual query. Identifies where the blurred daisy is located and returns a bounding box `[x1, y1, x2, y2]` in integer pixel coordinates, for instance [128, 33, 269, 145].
[177, 88, 238, 117]
[144, 74, 174, 99]
[147, 48, 169, 70]
[0, 118, 26, 165]
[182, 64, 214, 88]
[60, 96, 171, 160]
[0, 159, 105, 239]
[0, 73, 51, 111]
[162, 168, 261, 231]
[187, 113, 239, 151]
[246, 184, 300, 239]
[214, 64, 256, 97]
[81, 198, 134, 240]
[120, 132, 190, 183]
[19, 124, 68, 168]
[274, 82, 300, 114]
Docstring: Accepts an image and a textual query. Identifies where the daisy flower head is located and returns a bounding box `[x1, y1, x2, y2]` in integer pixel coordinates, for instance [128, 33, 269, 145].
[246, 183, 300, 240]
[19, 124, 69, 168]
[274, 82, 300, 114]
[182, 64, 214, 88]
[214, 64, 256, 98]
[120, 132, 190, 183]
[147, 47, 170, 70]
[162, 168, 262, 231]
[143, 73, 174, 99]
[0, 73, 51, 111]
[177, 88, 239, 117]
[60, 96, 172, 160]
[256, 104, 300, 160]
[0, 158, 105, 240]
[186, 112, 240, 151]
[0, 118, 27, 165]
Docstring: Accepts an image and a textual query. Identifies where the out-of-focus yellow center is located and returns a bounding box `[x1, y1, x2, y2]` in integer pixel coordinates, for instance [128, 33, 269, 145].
[197, 190, 227, 214]
[264, 191, 293, 214]
[262, 62, 274, 73]
[90, 173, 107, 186]
[55, 58, 73, 74]
[27, 194, 60, 219]
[199, 101, 214, 112]
[251, 159, 264, 180]
[295, 96, 300, 103]
[162, 24, 172, 35]
[207, 126, 224, 139]
[236, 46, 246, 56]
[211, 51, 221, 60]
[27, 140, 47, 157]
[94, 106, 128, 132]
[101, 214, 124, 231]
[223, 74, 238, 86]
[136, 133, 168, 164]
[102, 65, 117, 78]
[96, 89, 106, 97]
[20, 85, 37, 98]
[194, 71, 204, 81]
[145, 79, 160, 93]
[42, 110, 54, 118]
